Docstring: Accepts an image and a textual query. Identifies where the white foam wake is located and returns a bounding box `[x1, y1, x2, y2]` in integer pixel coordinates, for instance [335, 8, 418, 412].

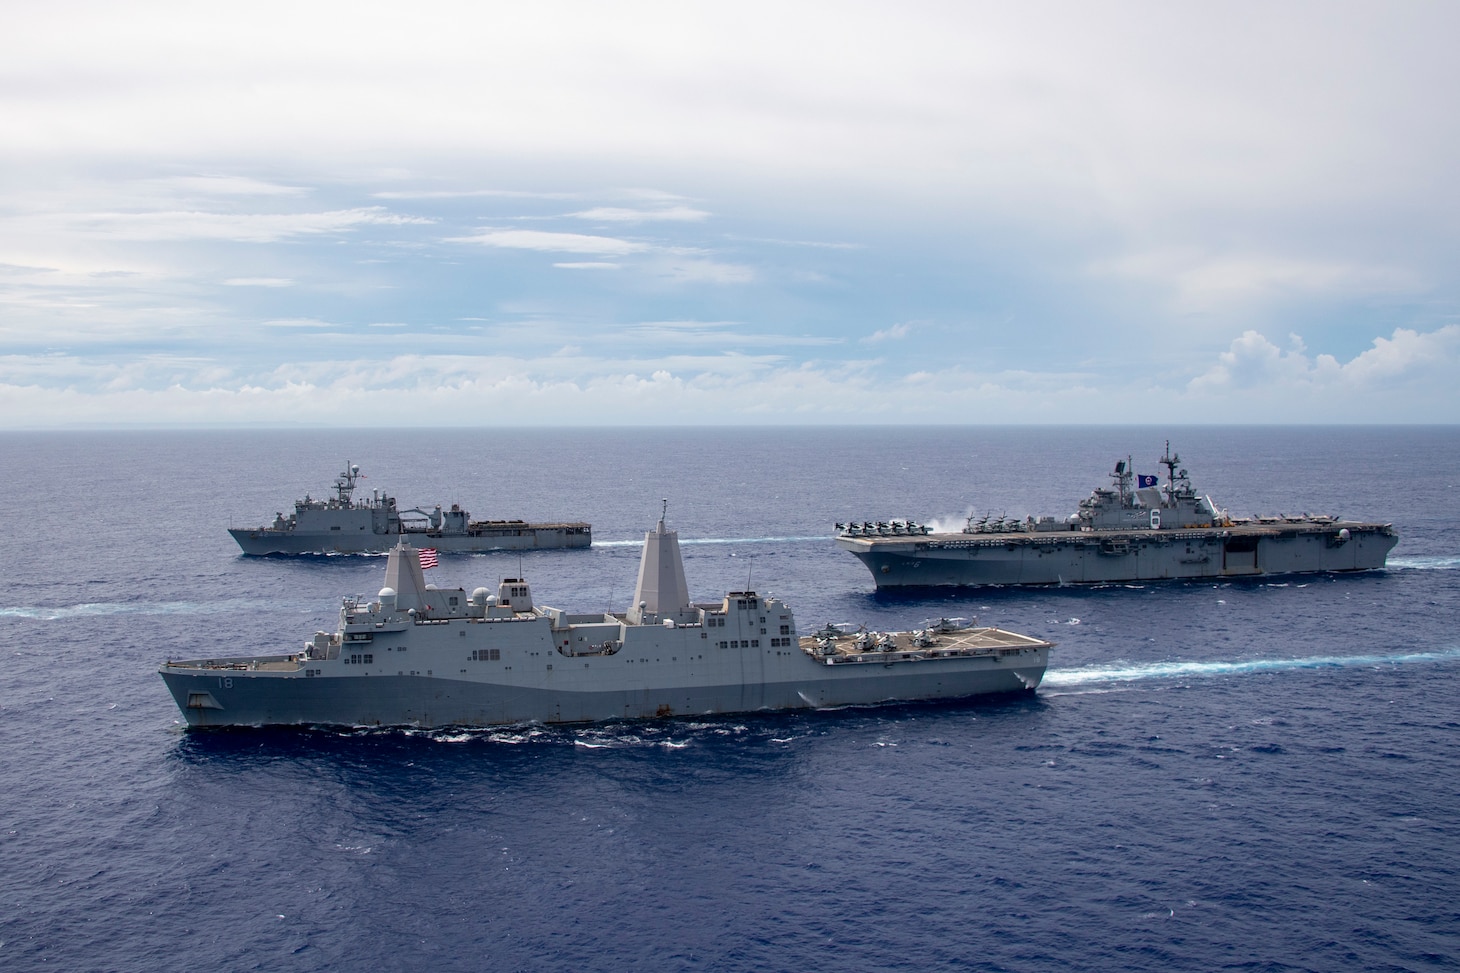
[1388, 555, 1460, 571]
[1044, 646, 1460, 688]
[593, 535, 829, 548]
[1, 598, 277, 620]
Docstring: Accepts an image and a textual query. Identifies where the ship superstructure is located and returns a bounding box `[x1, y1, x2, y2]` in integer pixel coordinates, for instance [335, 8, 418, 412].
[165, 503, 1051, 727]
[836, 443, 1398, 588]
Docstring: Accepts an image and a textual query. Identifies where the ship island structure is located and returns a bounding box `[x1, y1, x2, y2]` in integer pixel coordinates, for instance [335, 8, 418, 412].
[229, 462, 591, 555]
[836, 444, 1398, 589]
[163, 505, 1052, 728]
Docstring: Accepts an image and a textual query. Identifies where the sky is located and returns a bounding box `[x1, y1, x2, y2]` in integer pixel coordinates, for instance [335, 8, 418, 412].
[2, 0, 1457, 427]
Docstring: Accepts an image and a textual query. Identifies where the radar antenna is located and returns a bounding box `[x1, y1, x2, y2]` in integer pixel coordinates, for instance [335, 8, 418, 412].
[334, 462, 361, 506]
[1111, 456, 1135, 507]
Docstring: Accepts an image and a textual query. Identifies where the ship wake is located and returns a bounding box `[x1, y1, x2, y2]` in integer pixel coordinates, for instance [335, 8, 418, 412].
[594, 534, 828, 548]
[1388, 555, 1460, 571]
[1044, 646, 1460, 690]
[1, 598, 277, 621]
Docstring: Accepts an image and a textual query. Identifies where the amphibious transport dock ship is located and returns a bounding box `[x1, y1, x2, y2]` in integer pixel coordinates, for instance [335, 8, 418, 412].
[229, 462, 590, 555]
[837, 443, 1398, 589]
[164, 505, 1051, 727]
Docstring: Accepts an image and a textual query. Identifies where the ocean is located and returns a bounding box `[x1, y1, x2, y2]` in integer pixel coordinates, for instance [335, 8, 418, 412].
[1, 426, 1456, 972]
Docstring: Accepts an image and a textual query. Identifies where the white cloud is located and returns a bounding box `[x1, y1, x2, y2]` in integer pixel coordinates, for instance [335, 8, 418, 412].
[35, 207, 431, 244]
[450, 230, 649, 255]
[648, 257, 755, 284]
[372, 189, 579, 200]
[1091, 250, 1425, 311]
[863, 323, 911, 343]
[1189, 326, 1460, 394]
[0, 356, 1127, 426]
[3, 2, 1456, 228]
[3, 327, 1458, 428]
[623, 321, 834, 347]
[726, 235, 863, 251]
[0, 4, 1457, 426]
[158, 176, 309, 197]
[262, 317, 335, 329]
[569, 206, 709, 223]
[1341, 326, 1460, 385]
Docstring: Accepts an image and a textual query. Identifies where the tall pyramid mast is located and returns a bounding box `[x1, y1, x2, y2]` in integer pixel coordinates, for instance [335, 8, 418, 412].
[630, 499, 691, 623]
[382, 542, 430, 612]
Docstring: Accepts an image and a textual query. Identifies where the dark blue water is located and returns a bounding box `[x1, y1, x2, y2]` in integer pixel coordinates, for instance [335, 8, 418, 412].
[2, 427, 1457, 972]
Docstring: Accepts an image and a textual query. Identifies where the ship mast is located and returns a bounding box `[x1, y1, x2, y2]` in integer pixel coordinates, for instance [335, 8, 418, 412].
[1112, 457, 1134, 508]
[1160, 442, 1181, 506]
[334, 462, 360, 506]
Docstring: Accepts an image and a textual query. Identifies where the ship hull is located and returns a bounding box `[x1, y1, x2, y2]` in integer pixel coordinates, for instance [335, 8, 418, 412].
[159, 651, 1046, 728]
[229, 523, 591, 556]
[838, 523, 1399, 589]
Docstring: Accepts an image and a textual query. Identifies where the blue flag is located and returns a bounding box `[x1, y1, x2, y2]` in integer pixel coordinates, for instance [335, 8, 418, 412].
[1137, 474, 1159, 489]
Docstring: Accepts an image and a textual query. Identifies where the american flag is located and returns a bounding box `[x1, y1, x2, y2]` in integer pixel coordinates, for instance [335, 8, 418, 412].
[418, 548, 439, 570]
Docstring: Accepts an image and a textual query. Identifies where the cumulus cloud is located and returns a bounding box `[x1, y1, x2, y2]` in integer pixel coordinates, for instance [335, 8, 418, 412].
[1342, 327, 1460, 385]
[2, 328, 1456, 427]
[1189, 326, 1460, 393]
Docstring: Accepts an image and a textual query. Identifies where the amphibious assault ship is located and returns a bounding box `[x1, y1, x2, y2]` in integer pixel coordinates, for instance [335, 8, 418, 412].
[229, 462, 590, 555]
[836, 443, 1398, 589]
[163, 504, 1051, 727]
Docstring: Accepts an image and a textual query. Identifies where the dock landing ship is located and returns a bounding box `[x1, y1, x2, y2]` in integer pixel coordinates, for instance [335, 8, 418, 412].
[165, 505, 1051, 727]
[835, 444, 1397, 589]
[229, 462, 590, 555]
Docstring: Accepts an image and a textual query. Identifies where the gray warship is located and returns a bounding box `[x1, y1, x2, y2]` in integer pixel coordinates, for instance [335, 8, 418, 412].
[163, 505, 1051, 727]
[229, 462, 590, 555]
[836, 443, 1398, 589]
